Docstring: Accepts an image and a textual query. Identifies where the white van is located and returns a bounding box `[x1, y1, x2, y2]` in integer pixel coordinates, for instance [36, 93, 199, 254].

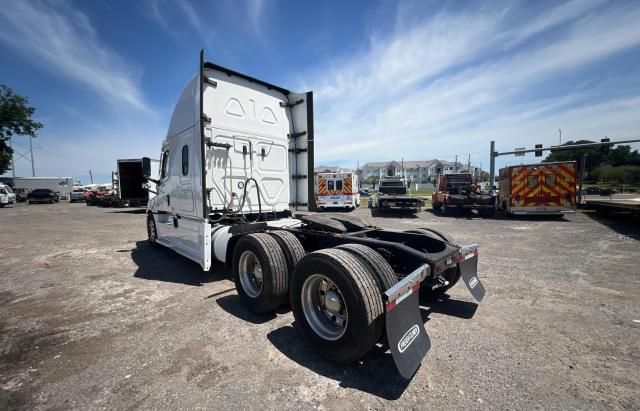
[0, 184, 16, 207]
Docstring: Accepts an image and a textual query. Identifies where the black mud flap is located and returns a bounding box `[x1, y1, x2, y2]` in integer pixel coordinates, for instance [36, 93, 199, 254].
[386, 291, 430, 379]
[459, 253, 485, 302]
[384, 264, 431, 379]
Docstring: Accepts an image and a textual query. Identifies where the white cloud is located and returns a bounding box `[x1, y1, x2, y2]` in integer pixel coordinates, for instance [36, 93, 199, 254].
[0, 0, 150, 112]
[247, 0, 265, 36]
[305, 2, 640, 166]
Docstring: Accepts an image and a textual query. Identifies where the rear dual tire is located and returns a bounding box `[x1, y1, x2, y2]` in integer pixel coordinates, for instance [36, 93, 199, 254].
[290, 249, 386, 364]
[233, 233, 289, 314]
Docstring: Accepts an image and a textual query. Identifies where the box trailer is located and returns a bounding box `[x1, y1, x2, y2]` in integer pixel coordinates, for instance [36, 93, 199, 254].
[315, 171, 360, 209]
[142, 51, 485, 378]
[498, 161, 577, 216]
[115, 159, 149, 207]
[13, 177, 73, 201]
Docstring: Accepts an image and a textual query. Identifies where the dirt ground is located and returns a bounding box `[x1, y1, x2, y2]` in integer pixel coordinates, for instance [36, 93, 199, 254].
[1, 202, 639, 410]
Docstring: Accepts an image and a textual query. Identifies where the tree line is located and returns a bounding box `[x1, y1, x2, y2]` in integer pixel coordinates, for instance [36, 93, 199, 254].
[544, 140, 640, 183]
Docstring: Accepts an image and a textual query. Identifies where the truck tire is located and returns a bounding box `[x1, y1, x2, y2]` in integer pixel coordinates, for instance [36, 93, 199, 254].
[233, 233, 288, 314]
[290, 249, 384, 363]
[268, 230, 305, 279]
[147, 214, 159, 248]
[335, 243, 397, 293]
[411, 227, 455, 244]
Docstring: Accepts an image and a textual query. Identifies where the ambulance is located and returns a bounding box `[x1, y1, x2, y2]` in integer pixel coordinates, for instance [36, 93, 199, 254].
[498, 161, 577, 215]
[315, 171, 360, 209]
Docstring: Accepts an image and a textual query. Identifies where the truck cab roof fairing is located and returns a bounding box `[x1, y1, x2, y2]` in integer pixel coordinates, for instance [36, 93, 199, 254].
[166, 74, 199, 140]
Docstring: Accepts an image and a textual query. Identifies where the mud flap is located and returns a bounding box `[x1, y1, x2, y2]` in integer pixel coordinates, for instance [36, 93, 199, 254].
[459, 246, 485, 302]
[384, 264, 431, 379]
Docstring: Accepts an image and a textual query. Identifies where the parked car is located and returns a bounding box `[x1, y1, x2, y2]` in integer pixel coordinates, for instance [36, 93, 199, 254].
[0, 184, 16, 207]
[27, 188, 59, 204]
[583, 186, 617, 196]
[358, 188, 370, 197]
[70, 189, 86, 203]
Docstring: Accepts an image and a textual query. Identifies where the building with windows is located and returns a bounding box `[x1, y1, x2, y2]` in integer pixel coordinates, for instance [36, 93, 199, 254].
[358, 159, 465, 184]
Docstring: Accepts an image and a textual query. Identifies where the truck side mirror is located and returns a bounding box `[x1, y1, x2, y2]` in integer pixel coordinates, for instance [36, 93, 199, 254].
[142, 157, 152, 179]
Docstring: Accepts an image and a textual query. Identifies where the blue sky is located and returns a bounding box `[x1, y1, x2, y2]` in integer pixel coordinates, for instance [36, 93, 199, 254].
[1, 0, 639, 184]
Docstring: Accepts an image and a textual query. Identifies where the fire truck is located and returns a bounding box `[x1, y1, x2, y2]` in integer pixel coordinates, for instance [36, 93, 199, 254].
[315, 172, 360, 209]
[498, 161, 577, 216]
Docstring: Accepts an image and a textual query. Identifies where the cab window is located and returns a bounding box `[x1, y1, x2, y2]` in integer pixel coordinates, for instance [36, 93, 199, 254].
[335, 180, 343, 191]
[161, 150, 169, 179]
[328, 181, 335, 190]
[181, 145, 189, 176]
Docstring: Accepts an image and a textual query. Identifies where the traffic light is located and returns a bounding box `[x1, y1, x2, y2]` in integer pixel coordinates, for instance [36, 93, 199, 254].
[534, 144, 543, 157]
[600, 137, 611, 154]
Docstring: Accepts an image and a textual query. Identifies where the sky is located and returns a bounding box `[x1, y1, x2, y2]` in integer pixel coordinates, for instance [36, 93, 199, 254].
[1, 0, 639, 184]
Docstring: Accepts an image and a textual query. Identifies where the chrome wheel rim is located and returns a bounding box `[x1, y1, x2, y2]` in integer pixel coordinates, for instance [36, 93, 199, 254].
[239, 251, 263, 298]
[148, 217, 156, 242]
[301, 274, 348, 341]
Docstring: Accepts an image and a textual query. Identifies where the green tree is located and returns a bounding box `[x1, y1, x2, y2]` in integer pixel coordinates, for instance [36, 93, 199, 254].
[365, 175, 379, 188]
[606, 145, 640, 167]
[543, 140, 604, 177]
[0, 85, 43, 174]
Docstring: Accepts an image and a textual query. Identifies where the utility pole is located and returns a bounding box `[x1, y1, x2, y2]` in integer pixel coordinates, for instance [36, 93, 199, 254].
[29, 135, 35, 176]
[9, 136, 15, 179]
[467, 153, 471, 172]
[454, 155, 458, 172]
[559, 129, 562, 145]
[489, 141, 496, 192]
[88, 169, 93, 184]
[578, 154, 586, 206]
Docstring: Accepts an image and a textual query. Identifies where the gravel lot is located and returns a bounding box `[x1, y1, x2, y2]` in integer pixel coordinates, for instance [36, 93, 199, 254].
[1, 202, 639, 409]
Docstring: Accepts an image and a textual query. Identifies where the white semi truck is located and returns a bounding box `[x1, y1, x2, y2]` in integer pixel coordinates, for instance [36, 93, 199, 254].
[143, 52, 485, 378]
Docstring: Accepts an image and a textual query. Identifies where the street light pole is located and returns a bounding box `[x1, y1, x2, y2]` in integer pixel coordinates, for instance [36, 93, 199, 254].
[29, 135, 35, 177]
[10, 136, 15, 179]
[489, 140, 496, 192]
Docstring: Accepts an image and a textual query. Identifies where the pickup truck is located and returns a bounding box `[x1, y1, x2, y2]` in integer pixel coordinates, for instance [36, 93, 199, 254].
[432, 173, 495, 216]
[373, 177, 424, 213]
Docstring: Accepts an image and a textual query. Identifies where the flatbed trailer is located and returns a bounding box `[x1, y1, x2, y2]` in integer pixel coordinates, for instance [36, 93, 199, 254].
[374, 177, 424, 214]
[585, 196, 640, 216]
[142, 51, 485, 379]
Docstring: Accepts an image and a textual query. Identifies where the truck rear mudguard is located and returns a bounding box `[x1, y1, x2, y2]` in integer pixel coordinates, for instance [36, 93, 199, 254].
[382, 243, 482, 378]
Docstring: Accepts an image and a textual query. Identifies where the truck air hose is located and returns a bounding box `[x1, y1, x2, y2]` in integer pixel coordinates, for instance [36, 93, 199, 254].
[233, 177, 263, 222]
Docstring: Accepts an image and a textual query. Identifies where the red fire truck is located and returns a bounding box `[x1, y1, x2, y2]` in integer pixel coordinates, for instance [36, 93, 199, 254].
[498, 161, 577, 216]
